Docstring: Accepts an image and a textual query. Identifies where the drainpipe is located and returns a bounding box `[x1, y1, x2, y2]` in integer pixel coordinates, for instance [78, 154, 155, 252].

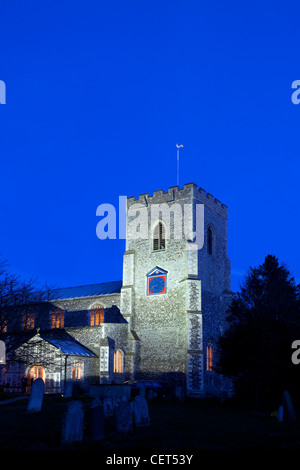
[64, 354, 69, 394]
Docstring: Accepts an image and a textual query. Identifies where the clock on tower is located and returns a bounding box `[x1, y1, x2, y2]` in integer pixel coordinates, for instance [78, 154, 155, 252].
[146, 267, 167, 295]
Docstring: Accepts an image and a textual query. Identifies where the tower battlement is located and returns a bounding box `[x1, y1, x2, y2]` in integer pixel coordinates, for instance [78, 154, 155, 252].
[127, 182, 228, 219]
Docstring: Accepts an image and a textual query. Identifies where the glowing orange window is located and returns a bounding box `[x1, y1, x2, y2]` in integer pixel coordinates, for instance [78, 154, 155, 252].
[23, 312, 35, 330]
[206, 341, 213, 371]
[72, 361, 83, 380]
[1, 317, 7, 333]
[29, 366, 45, 382]
[114, 349, 124, 373]
[90, 304, 104, 326]
[51, 308, 64, 329]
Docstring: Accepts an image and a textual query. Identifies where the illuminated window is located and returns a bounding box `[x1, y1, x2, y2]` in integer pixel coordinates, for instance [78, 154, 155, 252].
[153, 222, 165, 251]
[206, 341, 213, 371]
[23, 312, 35, 330]
[0, 341, 5, 364]
[1, 316, 7, 333]
[114, 349, 124, 373]
[29, 366, 45, 382]
[51, 308, 64, 329]
[90, 304, 104, 326]
[72, 361, 83, 380]
[207, 226, 213, 255]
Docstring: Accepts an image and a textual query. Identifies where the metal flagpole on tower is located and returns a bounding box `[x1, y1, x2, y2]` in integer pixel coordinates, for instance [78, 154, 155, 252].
[176, 144, 183, 187]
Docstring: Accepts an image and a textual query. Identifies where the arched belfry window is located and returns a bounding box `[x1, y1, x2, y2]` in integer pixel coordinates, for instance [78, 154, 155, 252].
[207, 226, 213, 255]
[153, 222, 165, 251]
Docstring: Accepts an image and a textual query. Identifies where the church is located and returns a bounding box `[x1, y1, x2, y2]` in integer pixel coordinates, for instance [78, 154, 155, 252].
[0, 182, 232, 397]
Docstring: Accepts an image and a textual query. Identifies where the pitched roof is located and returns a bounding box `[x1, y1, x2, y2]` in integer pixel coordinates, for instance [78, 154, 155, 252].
[40, 330, 97, 357]
[51, 280, 122, 300]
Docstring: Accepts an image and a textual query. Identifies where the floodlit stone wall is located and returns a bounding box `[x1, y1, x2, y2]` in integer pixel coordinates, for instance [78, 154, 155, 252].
[123, 183, 232, 395]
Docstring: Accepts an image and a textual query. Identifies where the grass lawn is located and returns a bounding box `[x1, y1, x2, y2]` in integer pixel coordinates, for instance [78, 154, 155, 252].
[0, 395, 300, 453]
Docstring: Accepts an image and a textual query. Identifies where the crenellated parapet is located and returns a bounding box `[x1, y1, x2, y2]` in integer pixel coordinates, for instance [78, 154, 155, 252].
[127, 182, 228, 219]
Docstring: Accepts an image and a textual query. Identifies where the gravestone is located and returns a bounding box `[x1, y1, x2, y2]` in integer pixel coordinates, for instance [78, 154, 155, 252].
[116, 401, 133, 433]
[27, 378, 45, 413]
[278, 405, 284, 422]
[132, 395, 150, 427]
[283, 390, 296, 421]
[146, 389, 155, 401]
[89, 398, 105, 441]
[61, 401, 84, 445]
[174, 385, 185, 402]
[103, 397, 114, 417]
[63, 380, 73, 398]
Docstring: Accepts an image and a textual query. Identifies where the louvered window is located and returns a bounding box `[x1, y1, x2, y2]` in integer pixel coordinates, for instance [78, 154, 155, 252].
[153, 222, 165, 251]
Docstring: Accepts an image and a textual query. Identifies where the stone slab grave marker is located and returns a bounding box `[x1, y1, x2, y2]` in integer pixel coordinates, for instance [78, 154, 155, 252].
[61, 401, 84, 445]
[102, 397, 114, 417]
[116, 401, 133, 433]
[146, 389, 155, 401]
[174, 385, 185, 402]
[283, 390, 296, 421]
[278, 405, 284, 422]
[89, 398, 105, 441]
[133, 386, 150, 427]
[27, 378, 45, 413]
[63, 380, 73, 398]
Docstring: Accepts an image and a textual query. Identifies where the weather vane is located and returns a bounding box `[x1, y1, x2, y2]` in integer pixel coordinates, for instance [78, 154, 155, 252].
[176, 144, 183, 187]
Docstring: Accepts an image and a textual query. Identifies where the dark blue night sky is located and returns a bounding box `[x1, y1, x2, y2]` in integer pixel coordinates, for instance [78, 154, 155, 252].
[0, 0, 300, 293]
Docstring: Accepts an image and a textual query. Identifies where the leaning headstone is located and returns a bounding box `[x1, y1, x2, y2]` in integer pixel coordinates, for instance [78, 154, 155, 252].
[89, 398, 105, 441]
[146, 389, 155, 401]
[61, 401, 84, 445]
[27, 378, 45, 413]
[174, 385, 185, 402]
[63, 380, 73, 398]
[103, 397, 114, 417]
[132, 395, 150, 427]
[92, 396, 102, 407]
[116, 401, 133, 433]
[283, 390, 296, 421]
[278, 405, 284, 422]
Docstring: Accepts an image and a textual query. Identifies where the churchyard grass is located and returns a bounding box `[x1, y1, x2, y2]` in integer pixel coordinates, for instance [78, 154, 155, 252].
[0, 395, 300, 450]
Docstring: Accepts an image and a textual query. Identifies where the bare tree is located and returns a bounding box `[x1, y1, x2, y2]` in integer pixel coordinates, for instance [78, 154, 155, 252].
[0, 255, 56, 367]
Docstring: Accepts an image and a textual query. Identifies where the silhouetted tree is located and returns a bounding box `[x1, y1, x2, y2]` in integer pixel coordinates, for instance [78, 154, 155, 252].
[218, 255, 300, 409]
[0, 255, 55, 365]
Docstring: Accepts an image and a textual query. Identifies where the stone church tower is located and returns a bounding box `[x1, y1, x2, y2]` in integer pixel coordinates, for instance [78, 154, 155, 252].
[121, 182, 231, 396]
[0, 182, 232, 397]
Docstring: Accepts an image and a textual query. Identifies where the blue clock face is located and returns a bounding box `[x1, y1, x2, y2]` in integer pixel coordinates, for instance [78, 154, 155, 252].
[148, 276, 166, 295]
